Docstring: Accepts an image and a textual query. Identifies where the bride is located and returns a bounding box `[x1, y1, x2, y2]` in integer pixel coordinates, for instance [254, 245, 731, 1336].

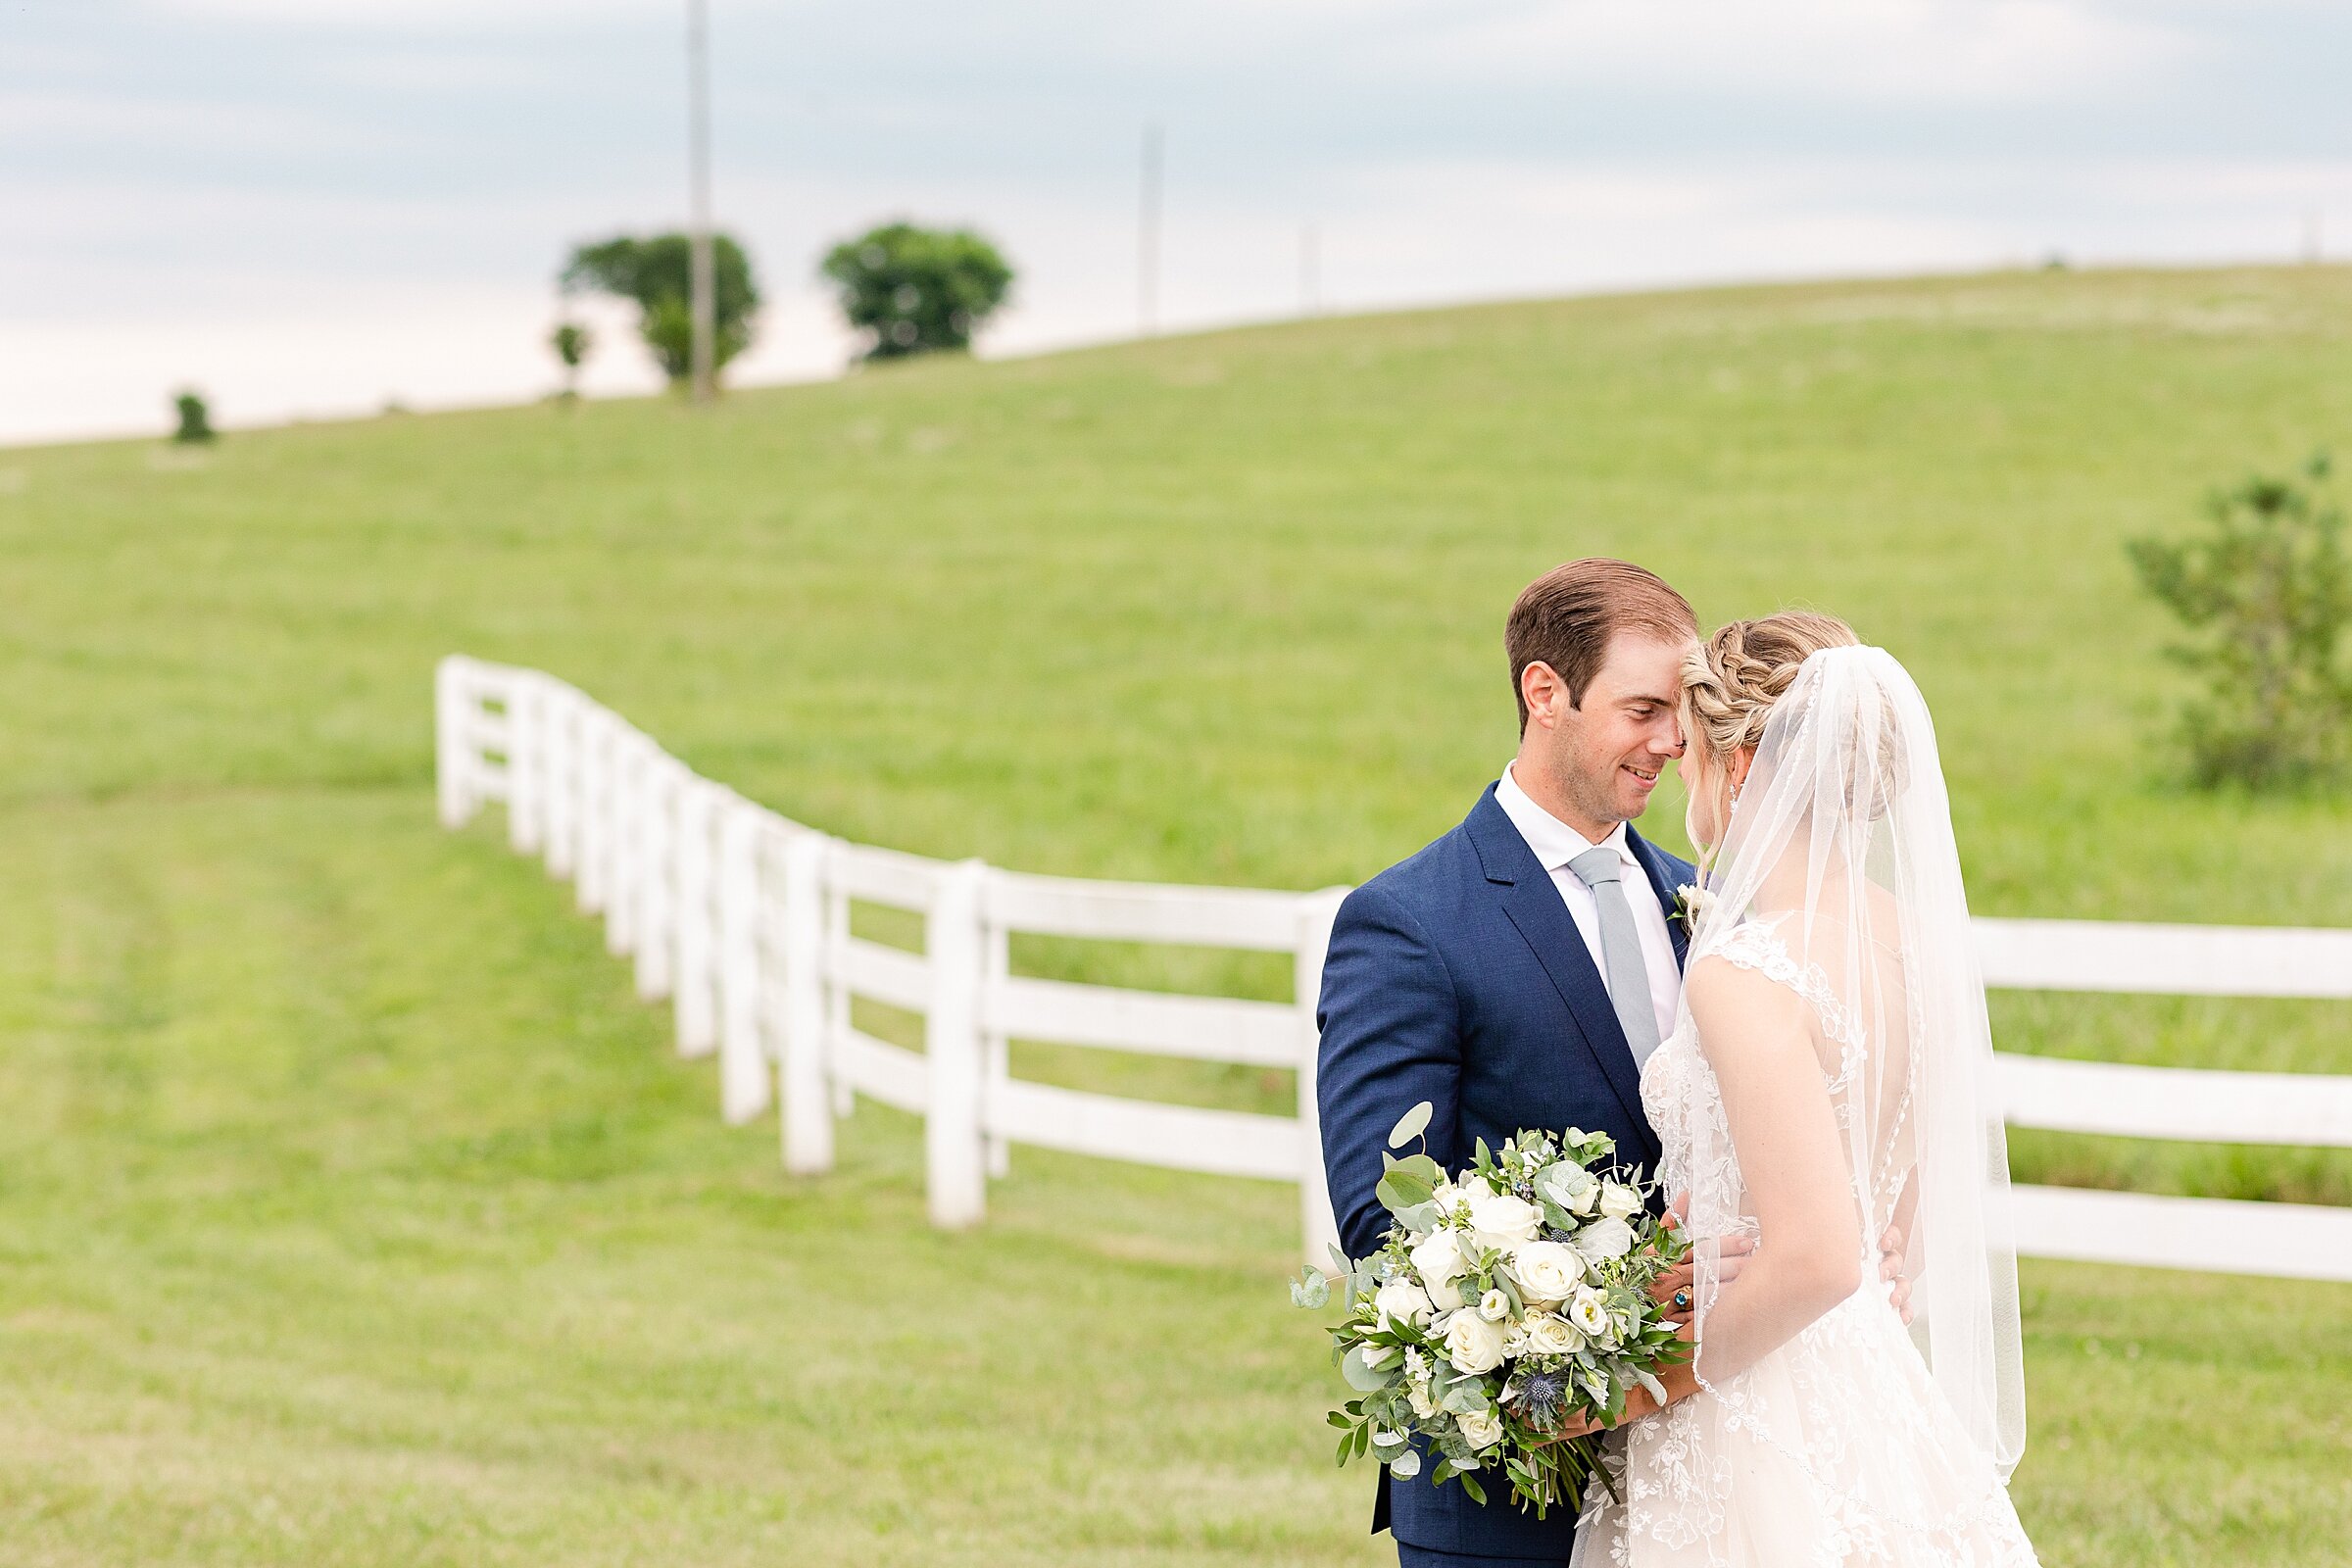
[1573, 612, 2040, 1567]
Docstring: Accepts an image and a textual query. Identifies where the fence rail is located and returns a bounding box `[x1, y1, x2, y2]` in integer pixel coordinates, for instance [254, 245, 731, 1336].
[435, 656, 2352, 1281]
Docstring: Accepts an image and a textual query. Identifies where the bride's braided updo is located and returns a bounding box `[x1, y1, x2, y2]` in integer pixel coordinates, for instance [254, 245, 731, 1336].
[1682, 612, 1861, 761]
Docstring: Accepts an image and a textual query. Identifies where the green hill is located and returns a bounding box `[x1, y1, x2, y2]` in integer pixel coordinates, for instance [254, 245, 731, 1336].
[1, 267, 2346, 1565]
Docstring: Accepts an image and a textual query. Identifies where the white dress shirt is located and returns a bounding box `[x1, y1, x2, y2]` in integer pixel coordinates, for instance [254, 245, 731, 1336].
[1495, 761, 1682, 1050]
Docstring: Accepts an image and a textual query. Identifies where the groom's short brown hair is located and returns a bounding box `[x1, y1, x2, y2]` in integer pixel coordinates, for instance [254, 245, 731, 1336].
[1506, 559, 1697, 731]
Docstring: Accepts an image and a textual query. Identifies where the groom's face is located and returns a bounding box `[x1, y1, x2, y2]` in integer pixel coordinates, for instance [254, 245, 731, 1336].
[1531, 630, 1692, 833]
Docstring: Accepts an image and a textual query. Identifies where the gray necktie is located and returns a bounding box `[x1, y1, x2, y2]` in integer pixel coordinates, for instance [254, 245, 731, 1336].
[1567, 846, 1663, 1067]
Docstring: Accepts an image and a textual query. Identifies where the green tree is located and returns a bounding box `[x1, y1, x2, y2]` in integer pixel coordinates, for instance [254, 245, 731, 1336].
[549, 320, 592, 398]
[172, 389, 215, 444]
[2127, 453, 2352, 787]
[561, 233, 759, 387]
[820, 221, 1012, 361]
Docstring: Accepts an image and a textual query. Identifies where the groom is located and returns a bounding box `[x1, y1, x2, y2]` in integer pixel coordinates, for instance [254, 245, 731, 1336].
[1316, 558, 1702, 1567]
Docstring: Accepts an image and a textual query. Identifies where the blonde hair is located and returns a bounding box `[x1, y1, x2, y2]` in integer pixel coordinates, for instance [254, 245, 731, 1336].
[1681, 611, 1862, 761]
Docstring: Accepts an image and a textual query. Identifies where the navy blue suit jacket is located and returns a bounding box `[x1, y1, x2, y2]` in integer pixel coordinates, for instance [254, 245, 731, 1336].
[1315, 785, 1693, 1558]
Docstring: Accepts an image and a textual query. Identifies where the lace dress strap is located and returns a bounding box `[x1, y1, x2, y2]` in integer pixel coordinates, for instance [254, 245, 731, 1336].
[1699, 917, 1867, 1093]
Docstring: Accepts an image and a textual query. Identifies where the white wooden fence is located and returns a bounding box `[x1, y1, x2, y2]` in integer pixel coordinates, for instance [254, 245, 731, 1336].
[435, 656, 2352, 1282]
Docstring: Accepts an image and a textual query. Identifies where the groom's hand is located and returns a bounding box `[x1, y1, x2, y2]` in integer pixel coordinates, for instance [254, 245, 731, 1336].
[1880, 1221, 1915, 1325]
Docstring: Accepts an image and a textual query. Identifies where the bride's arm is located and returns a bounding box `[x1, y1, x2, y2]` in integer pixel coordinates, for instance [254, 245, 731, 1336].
[1682, 953, 1866, 1385]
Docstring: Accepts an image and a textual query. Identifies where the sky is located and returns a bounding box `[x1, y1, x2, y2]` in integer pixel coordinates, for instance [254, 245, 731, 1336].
[5, 0, 2347, 444]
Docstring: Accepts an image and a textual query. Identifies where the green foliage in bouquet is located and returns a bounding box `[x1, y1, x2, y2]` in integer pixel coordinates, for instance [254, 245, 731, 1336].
[1295, 1106, 1692, 1519]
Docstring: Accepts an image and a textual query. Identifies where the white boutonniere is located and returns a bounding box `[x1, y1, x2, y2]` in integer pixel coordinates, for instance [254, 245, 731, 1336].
[1668, 883, 1715, 934]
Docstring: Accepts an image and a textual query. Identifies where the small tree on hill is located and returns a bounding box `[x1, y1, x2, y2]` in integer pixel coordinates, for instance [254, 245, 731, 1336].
[561, 233, 760, 387]
[550, 320, 592, 398]
[2127, 453, 2352, 787]
[820, 221, 1012, 361]
[172, 389, 215, 444]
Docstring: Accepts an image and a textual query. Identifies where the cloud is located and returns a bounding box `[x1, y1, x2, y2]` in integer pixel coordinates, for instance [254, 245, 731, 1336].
[1338, 0, 2199, 104]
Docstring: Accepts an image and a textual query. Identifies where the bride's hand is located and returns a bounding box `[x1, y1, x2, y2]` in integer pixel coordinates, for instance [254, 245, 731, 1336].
[1646, 1194, 1754, 1316]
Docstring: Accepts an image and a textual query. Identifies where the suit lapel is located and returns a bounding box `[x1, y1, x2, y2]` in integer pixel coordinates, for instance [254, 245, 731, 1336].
[1464, 789, 1657, 1166]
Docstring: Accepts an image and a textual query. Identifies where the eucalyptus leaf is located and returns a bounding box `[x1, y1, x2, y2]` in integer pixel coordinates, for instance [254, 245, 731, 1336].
[1392, 1200, 1441, 1234]
[1388, 1152, 1442, 1186]
[1376, 1169, 1436, 1216]
[1290, 1268, 1331, 1309]
[1441, 1382, 1488, 1415]
[1340, 1346, 1394, 1393]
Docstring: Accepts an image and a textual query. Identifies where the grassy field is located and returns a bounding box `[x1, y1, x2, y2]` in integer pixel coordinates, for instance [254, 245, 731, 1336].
[2, 265, 2348, 1565]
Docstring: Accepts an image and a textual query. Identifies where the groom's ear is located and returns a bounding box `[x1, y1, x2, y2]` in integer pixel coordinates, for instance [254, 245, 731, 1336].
[1521, 660, 1574, 729]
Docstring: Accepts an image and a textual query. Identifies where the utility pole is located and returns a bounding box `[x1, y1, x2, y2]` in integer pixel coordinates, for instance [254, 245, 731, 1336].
[1300, 220, 1320, 318]
[1138, 123, 1162, 337]
[686, 0, 716, 402]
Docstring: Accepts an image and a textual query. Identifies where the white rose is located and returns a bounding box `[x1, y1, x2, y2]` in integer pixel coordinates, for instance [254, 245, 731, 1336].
[1375, 1280, 1434, 1330]
[1467, 1190, 1543, 1253]
[1444, 1309, 1508, 1375]
[1453, 1171, 1496, 1200]
[1522, 1311, 1580, 1355]
[1568, 1287, 1611, 1339]
[1509, 1240, 1585, 1304]
[1573, 1215, 1636, 1263]
[1410, 1229, 1469, 1288]
[1478, 1289, 1509, 1323]
[1457, 1408, 1503, 1449]
[1597, 1182, 1643, 1221]
[1425, 1272, 1465, 1312]
[1407, 1379, 1440, 1419]
[1539, 1163, 1598, 1217]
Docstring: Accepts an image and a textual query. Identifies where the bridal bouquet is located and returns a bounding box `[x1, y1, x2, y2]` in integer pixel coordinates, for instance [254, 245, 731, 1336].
[1292, 1104, 1691, 1517]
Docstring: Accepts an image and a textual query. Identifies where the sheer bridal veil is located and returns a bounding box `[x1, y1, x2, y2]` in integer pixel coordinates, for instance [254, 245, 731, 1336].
[1679, 644, 2027, 1486]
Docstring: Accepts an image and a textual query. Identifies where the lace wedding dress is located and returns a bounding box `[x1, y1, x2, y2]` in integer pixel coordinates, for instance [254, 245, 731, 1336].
[1574, 649, 2041, 1568]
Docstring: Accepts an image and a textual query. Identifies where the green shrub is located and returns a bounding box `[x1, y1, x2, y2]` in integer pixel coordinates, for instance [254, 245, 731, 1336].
[561, 233, 759, 386]
[2128, 454, 2352, 787]
[820, 221, 1012, 361]
[549, 320, 592, 397]
[172, 389, 215, 445]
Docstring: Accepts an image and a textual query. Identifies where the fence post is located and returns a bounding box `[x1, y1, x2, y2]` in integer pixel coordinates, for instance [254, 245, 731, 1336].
[434, 657, 475, 828]
[544, 688, 578, 881]
[576, 710, 611, 914]
[826, 875, 855, 1119]
[672, 777, 719, 1056]
[508, 674, 544, 855]
[982, 907, 1011, 1180]
[780, 830, 835, 1173]
[607, 732, 641, 957]
[718, 798, 762, 1106]
[634, 757, 677, 1003]
[721, 820, 777, 1126]
[1296, 887, 1348, 1269]
[926, 858, 989, 1229]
